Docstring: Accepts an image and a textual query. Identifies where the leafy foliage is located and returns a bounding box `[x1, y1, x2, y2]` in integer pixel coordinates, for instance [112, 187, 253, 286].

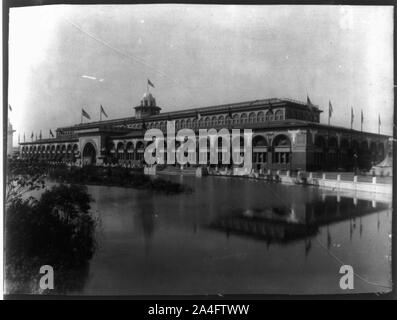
[5, 159, 97, 294]
[6, 159, 47, 205]
[5, 184, 97, 294]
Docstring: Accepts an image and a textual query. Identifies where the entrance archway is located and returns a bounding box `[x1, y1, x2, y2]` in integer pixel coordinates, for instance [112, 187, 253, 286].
[82, 142, 97, 165]
[252, 135, 268, 172]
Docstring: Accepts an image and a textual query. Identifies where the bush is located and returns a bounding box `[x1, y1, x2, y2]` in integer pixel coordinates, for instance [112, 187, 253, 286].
[5, 184, 97, 294]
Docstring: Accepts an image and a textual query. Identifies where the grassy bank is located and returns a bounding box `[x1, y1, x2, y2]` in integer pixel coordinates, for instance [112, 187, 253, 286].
[48, 164, 192, 194]
[8, 159, 192, 194]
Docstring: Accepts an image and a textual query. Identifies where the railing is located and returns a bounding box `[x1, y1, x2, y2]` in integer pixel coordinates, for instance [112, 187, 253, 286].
[287, 171, 392, 185]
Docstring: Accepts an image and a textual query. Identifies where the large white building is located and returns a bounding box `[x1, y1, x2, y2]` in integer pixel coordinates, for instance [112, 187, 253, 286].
[19, 91, 390, 172]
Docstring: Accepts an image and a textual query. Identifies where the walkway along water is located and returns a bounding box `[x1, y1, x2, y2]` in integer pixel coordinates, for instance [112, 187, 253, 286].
[153, 165, 392, 196]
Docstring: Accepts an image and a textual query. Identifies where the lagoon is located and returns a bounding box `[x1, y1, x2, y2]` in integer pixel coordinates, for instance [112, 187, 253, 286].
[65, 175, 392, 295]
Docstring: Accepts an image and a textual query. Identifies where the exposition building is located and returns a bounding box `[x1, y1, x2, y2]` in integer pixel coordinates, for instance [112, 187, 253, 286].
[19, 91, 390, 173]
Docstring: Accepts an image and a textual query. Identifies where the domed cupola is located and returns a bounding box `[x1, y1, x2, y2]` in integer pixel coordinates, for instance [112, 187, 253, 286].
[141, 92, 156, 107]
[134, 92, 161, 119]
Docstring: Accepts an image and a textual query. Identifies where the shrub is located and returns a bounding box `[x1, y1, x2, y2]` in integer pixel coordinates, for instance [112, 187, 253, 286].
[5, 184, 96, 294]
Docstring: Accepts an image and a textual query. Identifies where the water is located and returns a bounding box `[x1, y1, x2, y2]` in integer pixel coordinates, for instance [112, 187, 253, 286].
[67, 176, 392, 295]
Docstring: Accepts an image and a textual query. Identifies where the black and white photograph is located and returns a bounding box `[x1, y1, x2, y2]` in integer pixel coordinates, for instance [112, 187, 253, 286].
[2, 1, 395, 301]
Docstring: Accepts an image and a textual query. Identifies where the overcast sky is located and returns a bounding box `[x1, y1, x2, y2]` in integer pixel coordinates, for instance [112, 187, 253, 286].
[8, 4, 393, 144]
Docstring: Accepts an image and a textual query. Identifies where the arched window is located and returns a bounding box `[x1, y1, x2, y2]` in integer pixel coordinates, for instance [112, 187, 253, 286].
[126, 142, 134, 161]
[135, 141, 145, 162]
[252, 135, 268, 171]
[212, 116, 218, 126]
[265, 110, 274, 121]
[272, 134, 291, 166]
[218, 115, 225, 126]
[50, 145, 56, 159]
[117, 142, 125, 162]
[240, 113, 248, 124]
[257, 111, 265, 122]
[248, 112, 256, 123]
[198, 118, 204, 128]
[275, 110, 283, 121]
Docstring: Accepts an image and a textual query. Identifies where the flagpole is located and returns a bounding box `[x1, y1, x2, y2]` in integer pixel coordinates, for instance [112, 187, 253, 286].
[361, 110, 363, 132]
[100, 106, 102, 122]
[361, 114, 363, 132]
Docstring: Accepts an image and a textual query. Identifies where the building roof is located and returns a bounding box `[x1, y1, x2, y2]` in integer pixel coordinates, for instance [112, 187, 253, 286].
[57, 97, 321, 131]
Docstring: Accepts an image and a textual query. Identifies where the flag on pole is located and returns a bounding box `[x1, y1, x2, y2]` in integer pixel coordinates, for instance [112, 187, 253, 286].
[307, 95, 316, 110]
[82, 108, 91, 120]
[378, 114, 381, 134]
[148, 79, 155, 88]
[39, 130, 42, 140]
[328, 100, 333, 125]
[8, 104, 12, 112]
[329, 100, 333, 118]
[100, 105, 108, 118]
[50, 129, 54, 138]
[307, 95, 317, 122]
[360, 109, 364, 132]
[350, 107, 354, 129]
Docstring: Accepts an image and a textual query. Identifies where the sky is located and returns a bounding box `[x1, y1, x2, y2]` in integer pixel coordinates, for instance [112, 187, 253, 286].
[8, 4, 394, 144]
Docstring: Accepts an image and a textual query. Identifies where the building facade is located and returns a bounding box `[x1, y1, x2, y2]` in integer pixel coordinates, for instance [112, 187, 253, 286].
[19, 92, 390, 172]
[7, 120, 15, 157]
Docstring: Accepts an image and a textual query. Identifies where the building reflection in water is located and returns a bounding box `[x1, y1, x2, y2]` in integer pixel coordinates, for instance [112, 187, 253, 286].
[210, 194, 390, 256]
[135, 191, 156, 253]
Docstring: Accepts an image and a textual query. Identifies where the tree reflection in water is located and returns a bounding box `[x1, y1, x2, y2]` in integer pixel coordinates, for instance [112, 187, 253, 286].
[135, 191, 156, 253]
